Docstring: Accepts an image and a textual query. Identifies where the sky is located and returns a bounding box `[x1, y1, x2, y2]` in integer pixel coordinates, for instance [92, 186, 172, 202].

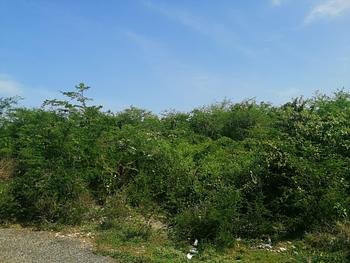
[0, 0, 350, 113]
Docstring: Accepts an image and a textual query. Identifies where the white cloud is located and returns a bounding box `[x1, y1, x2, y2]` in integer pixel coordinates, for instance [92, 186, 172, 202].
[271, 0, 286, 7]
[0, 74, 22, 96]
[124, 30, 162, 51]
[142, 1, 230, 40]
[305, 0, 350, 24]
[141, 1, 254, 57]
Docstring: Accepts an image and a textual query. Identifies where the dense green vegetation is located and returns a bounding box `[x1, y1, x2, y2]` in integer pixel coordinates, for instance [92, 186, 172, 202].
[1, 84, 350, 261]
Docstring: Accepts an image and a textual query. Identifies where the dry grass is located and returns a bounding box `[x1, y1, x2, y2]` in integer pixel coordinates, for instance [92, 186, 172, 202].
[0, 159, 16, 181]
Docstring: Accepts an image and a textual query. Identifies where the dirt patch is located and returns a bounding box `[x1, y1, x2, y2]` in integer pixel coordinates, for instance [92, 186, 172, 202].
[0, 228, 115, 263]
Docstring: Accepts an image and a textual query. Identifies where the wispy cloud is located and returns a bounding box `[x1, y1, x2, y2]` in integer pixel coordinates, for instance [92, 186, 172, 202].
[142, 1, 229, 40]
[141, 1, 254, 57]
[305, 0, 350, 24]
[271, 0, 287, 7]
[124, 30, 162, 51]
[0, 74, 22, 96]
[122, 29, 250, 109]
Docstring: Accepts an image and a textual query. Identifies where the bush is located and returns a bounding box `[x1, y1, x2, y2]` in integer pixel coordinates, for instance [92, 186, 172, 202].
[1, 85, 350, 250]
[5, 169, 87, 224]
[173, 187, 241, 246]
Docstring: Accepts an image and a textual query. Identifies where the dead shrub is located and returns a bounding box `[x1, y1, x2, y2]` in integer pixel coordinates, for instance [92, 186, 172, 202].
[0, 159, 16, 181]
[305, 222, 350, 252]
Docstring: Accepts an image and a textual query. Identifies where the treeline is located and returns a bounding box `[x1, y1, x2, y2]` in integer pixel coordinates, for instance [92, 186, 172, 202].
[0, 84, 349, 246]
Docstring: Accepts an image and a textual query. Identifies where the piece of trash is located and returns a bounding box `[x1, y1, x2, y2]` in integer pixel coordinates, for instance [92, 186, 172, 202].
[189, 248, 198, 254]
[257, 243, 288, 253]
[187, 253, 193, 259]
[257, 236, 272, 250]
[257, 243, 273, 250]
[275, 247, 287, 252]
[186, 238, 199, 260]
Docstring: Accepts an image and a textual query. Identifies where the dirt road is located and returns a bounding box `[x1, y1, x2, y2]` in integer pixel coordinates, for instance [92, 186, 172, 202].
[0, 228, 115, 263]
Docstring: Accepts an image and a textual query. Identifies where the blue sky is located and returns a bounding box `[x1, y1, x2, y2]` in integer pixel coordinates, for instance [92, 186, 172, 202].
[0, 0, 350, 112]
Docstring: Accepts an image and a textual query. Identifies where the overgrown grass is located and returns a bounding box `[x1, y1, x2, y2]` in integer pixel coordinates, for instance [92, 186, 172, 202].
[93, 221, 350, 263]
[90, 202, 350, 263]
[2, 202, 348, 262]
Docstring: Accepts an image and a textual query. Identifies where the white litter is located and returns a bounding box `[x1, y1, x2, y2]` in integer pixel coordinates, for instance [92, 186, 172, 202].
[257, 243, 273, 250]
[275, 247, 287, 252]
[186, 253, 193, 259]
[186, 239, 199, 260]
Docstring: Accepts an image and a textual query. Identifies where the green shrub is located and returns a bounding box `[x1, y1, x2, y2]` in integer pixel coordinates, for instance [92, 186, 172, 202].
[173, 187, 241, 246]
[6, 170, 87, 224]
[1, 85, 350, 252]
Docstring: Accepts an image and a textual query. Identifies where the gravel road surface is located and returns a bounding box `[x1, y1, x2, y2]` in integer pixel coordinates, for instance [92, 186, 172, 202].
[0, 228, 115, 263]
